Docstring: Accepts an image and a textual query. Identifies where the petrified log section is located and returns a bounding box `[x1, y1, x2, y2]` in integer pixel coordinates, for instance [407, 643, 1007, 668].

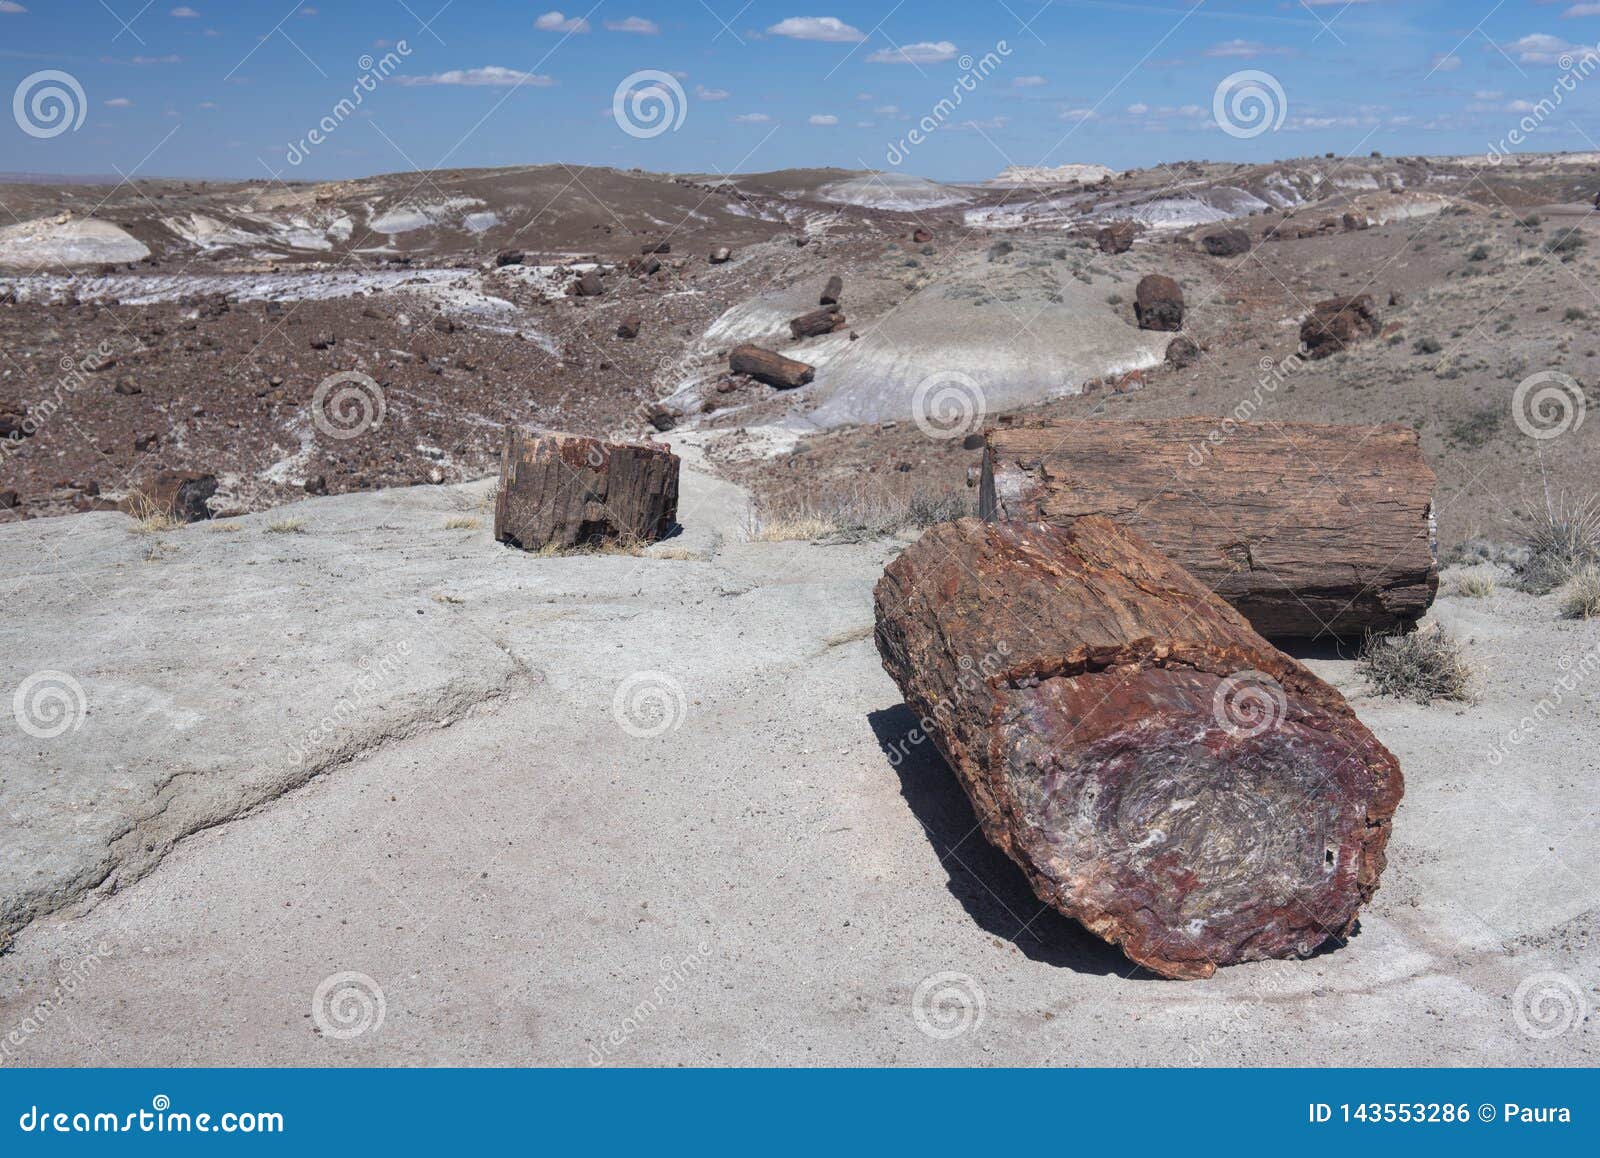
[820, 275, 843, 306]
[788, 307, 846, 340]
[730, 344, 815, 388]
[494, 430, 678, 551]
[873, 516, 1404, 979]
[980, 419, 1436, 639]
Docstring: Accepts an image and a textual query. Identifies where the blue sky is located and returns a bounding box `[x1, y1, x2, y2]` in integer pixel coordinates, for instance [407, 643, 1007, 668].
[3, 1, 1600, 181]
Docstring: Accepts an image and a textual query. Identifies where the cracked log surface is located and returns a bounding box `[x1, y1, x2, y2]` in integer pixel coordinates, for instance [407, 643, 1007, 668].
[980, 419, 1437, 640]
[494, 430, 679, 551]
[873, 516, 1404, 979]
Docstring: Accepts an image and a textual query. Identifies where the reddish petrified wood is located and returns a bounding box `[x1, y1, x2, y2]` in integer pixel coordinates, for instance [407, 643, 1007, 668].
[980, 418, 1437, 639]
[873, 516, 1404, 980]
[493, 430, 678, 550]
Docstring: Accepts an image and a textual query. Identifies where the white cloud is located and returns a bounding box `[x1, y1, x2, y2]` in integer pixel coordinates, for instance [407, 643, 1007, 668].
[1013, 75, 1046, 87]
[605, 16, 659, 34]
[1204, 39, 1290, 58]
[866, 40, 956, 64]
[695, 85, 730, 100]
[170, 6, 199, 16]
[1507, 99, 1539, 113]
[733, 112, 772, 123]
[1126, 102, 1149, 114]
[1059, 107, 1098, 122]
[808, 113, 838, 125]
[1565, 3, 1600, 15]
[1431, 53, 1462, 71]
[873, 104, 899, 115]
[131, 54, 182, 64]
[534, 11, 590, 33]
[768, 16, 864, 42]
[105, 97, 132, 107]
[0, 2, 29, 13]
[396, 66, 555, 87]
[1502, 33, 1581, 64]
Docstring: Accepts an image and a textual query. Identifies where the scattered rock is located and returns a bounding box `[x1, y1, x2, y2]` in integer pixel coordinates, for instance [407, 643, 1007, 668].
[494, 249, 525, 267]
[709, 246, 733, 264]
[912, 228, 933, 244]
[1097, 221, 1137, 254]
[1300, 294, 1380, 359]
[309, 332, 336, 350]
[820, 275, 843, 306]
[646, 404, 678, 432]
[0, 489, 17, 509]
[134, 433, 160, 453]
[641, 241, 670, 254]
[616, 316, 642, 340]
[1165, 335, 1201, 368]
[1134, 274, 1184, 332]
[1199, 228, 1251, 257]
[304, 474, 327, 496]
[570, 271, 605, 297]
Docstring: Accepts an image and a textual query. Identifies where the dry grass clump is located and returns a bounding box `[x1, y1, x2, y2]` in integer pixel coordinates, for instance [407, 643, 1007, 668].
[533, 533, 646, 557]
[1452, 572, 1497, 598]
[1560, 565, 1600, 620]
[443, 515, 481, 531]
[1357, 625, 1475, 705]
[265, 517, 307, 534]
[1517, 494, 1600, 593]
[125, 494, 181, 535]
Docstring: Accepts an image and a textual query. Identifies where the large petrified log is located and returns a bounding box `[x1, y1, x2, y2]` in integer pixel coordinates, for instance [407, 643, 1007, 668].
[730, 344, 815, 389]
[494, 430, 679, 550]
[873, 516, 1404, 979]
[980, 418, 1436, 639]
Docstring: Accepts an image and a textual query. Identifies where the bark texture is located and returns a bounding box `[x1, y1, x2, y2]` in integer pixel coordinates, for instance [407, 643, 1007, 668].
[980, 418, 1437, 639]
[873, 516, 1404, 980]
[493, 430, 679, 550]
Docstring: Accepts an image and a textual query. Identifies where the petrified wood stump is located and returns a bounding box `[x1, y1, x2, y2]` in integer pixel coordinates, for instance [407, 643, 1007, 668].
[788, 307, 846, 340]
[873, 516, 1404, 979]
[981, 418, 1437, 639]
[494, 430, 679, 550]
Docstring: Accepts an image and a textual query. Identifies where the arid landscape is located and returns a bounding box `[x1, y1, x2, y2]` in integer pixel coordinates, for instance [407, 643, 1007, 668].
[3, 143, 1597, 1066]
